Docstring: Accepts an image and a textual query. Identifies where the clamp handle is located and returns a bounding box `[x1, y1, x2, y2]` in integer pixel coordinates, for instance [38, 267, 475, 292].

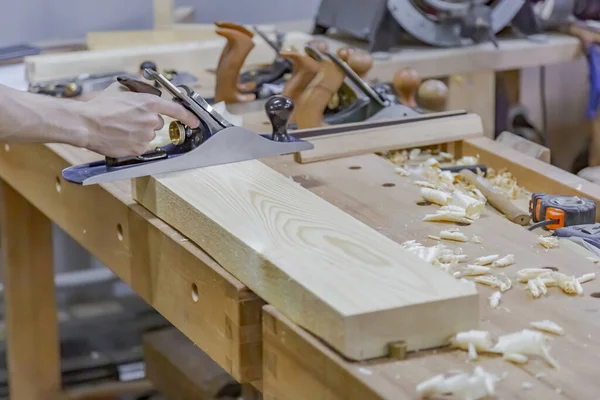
[417, 79, 449, 112]
[393, 68, 421, 108]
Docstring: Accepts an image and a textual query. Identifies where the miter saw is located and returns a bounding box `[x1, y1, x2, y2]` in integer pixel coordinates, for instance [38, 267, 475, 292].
[312, 0, 534, 51]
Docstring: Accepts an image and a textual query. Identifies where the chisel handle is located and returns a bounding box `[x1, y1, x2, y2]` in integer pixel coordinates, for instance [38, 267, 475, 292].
[459, 169, 531, 226]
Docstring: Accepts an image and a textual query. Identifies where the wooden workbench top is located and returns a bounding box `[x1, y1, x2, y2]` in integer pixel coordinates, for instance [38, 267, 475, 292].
[1, 136, 599, 398]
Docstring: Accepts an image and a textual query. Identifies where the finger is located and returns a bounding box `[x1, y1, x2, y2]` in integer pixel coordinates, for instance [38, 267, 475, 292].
[154, 114, 165, 131]
[152, 98, 201, 128]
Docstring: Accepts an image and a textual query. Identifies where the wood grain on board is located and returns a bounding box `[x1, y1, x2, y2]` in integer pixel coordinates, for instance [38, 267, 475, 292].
[132, 159, 479, 360]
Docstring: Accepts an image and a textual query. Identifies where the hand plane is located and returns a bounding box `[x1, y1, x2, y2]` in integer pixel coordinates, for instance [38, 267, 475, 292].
[28, 61, 197, 98]
[294, 46, 421, 129]
[61, 70, 313, 185]
[212, 22, 293, 104]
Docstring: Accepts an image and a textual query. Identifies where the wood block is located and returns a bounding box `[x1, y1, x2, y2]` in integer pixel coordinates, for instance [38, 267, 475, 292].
[294, 112, 484, 164]
[132, 160, 479, 360]
[496, 131, 551, 163]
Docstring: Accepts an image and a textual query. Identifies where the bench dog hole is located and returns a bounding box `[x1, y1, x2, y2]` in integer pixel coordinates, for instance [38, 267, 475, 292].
[349, 166, 361, 170]
[382, 183, 395, 187]
[417, 201, 432, 206]
[542, 266, 559, 272]
[117, 224, 124, 241]
[191, 283, 199, 302]
[591, 292, 600, 299]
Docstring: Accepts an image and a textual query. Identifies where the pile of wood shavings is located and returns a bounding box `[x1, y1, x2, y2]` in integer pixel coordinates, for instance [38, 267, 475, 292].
[416, 366, 501, 400]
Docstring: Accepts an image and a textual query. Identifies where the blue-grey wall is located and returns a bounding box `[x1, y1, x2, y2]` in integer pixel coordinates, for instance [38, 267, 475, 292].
[0, 0, 321, 47]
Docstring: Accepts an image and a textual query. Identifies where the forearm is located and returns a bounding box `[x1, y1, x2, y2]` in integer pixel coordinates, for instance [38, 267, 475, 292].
[0, 84, 88, 147]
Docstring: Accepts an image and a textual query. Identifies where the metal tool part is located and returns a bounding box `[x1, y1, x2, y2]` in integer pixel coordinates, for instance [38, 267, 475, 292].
[28, 72, 134, 98]
[529, 193, 596, 230]
[264, 95, 294, 142]
[312, 0, 525, 50]
[61, 72, 314, 186]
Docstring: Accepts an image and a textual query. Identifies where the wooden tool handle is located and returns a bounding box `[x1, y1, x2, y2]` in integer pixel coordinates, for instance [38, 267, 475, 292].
[459, 169, 530, 226]
[294, 57, 345, 129]
[336, 47, 373, 78]
[214, 21, 254, 37]
[214, 25, 256, 104]
[307, 39, 329, 53]
[417, 79, 449, 112]
[393, 67, 421, 108]
[280, 51, 320, 103]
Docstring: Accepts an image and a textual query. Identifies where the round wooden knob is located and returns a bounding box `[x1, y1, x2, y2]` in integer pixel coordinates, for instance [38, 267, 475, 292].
[347, 51, 373, 78]
[418, 79, 449, 112]
[336, 47, 354, 61]
[307, 39, 329, 53]
[393, 67, 421, 108]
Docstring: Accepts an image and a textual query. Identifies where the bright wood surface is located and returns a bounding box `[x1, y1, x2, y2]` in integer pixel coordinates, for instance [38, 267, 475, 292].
[294, 112, 483, 163]
[0, 143, 264, 382]
[447, 72, 495, 137]
[0, 182, 61, 399]
[260, 151, 600, 399]
[496, 131, 551, 163]
[132, 160, 479, 360]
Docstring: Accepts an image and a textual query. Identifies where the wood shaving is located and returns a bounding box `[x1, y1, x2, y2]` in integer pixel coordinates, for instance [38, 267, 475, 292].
[537, 235, 559, 249]
[527, 278, 546, 298]
[471, 235, 483, 244]
[423, 211, 472, 225]
[530, 320, 564, 336]
[456, 156, 479, 166]
[461, 265, 491, 276]
[439, 151, 453, 160]
[409, 148, 421, 160]
[413, 180, 437, 189]
[474, 255, 499, 266]
[492, 254, 515, 268]
[521, 381, 534, 390]
[421, 187, 452, 206]
[587, 256, 600, 264]
[503, 352, 528, 364]
[440, 254, 469, 263]
[450, 191, 485, 219]
[578, 272, 596, 284]
[440, 230, 469, 242]
[394, 166, 410, 176]
[416, 366, 500, 400]
[489, 291, 501, 309]
[428, 235, 441, 241]
[474, 275, 512, 292]
[468, 342, 478, 360]
[451, 330, 493, 352]
[491, 329, 559, 369]
[517, 268, 549, 282]
[425, 157, 440, 167]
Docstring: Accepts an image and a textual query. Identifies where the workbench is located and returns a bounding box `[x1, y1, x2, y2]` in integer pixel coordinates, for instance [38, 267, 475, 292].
[2, 117, 600, 398]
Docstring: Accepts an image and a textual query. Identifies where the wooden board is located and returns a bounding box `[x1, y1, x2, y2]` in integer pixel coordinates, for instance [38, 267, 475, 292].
[0, 143, 264, 383]
[446, 72, 495, 137]
[132, 159, 479, 360]
[86, 24, 278, 50]
[259, 151, 600, 399]
[25, 31, 313, 82]
[496, 131, 551, 163]
[294, 112, 483, 164]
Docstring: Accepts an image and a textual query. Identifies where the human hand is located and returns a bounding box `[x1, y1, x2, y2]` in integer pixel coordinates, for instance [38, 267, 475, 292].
[77, 83, 200, 157]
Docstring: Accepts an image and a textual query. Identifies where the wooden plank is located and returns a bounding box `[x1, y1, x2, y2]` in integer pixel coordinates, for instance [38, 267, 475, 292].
[260, 151, 600, 400]
[294, 113, 484, 164]
[0, 143, 263, 382]
[363, 33, 582, 80]
[86, 24, 277, 50]
[25, 31, 313, 82]
[463, 137, 600, 217]
[62, 380, 154, 400]
[144, 328, 240, 399]
[132, 159, 479, 361]
[446, 72, 495, 137]
[0, 182, 61, 400]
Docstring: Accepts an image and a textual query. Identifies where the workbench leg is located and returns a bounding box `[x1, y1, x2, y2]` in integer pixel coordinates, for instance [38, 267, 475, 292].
[447, 71, 496, 138]
[0, 182, 61, 399]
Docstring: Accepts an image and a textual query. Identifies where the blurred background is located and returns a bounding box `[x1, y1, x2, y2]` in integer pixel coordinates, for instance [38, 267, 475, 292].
[0, 0, 321, 47]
